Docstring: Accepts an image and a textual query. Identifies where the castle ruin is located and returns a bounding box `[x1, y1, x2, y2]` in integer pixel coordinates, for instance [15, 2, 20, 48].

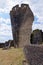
[10, 4, 34, 47]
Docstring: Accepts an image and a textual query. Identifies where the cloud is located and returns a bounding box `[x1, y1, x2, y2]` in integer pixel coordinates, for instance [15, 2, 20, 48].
[28, 0, 43, 24]
[28, 0, 43, 15]
[33, 16, 43, 24]
[0, 0, 31, 13]
[32, 23, 43, 31]
[28, 0, 43, 31]
[0, 0, 24, 13]
[0, 8, 8, 13]
[0, 0, 43, 42]
[0, 0, 14, 13]
[0, 0, 43, 16]
[0, 17, 11, 24]
[0, 17, 12, 33]
[0, 36, 13, 43]
[0, 17, 13, 42]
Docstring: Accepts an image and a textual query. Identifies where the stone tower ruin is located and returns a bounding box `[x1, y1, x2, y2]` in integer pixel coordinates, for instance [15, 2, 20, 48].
[10, 4, 34, 47]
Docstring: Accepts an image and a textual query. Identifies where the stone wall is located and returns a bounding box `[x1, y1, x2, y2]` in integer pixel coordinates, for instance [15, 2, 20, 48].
[24, 45, 43, 65]
[10, 4, 34, 47]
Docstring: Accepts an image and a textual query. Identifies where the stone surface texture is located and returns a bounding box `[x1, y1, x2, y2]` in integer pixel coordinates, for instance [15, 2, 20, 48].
[10, 4, 34, 47]
[24, 45, 43, 65]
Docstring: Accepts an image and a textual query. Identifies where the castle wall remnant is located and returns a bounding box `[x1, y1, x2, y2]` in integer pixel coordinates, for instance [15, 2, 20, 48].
[10, 4, 34, 47]
[24, 45, 43, 65]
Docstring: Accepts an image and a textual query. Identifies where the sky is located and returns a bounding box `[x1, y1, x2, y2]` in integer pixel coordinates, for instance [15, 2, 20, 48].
[0, 0, 43, 42]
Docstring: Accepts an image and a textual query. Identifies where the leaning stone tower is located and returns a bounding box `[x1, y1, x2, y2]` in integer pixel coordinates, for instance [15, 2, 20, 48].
[10, 4, 34, 47]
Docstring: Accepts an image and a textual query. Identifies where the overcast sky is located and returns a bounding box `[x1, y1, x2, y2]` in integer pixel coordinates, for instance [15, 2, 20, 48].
[0, 0, 43, 42]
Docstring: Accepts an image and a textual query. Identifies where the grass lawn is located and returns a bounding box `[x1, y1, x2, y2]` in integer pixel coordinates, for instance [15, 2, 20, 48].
[0, 47, 25, 65]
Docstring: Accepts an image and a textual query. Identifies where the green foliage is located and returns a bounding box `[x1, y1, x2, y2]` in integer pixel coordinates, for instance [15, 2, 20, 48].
[30, 29, 42, 44]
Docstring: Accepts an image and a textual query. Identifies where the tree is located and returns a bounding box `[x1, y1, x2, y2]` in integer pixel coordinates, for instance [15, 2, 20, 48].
[30, 29, 42, 44]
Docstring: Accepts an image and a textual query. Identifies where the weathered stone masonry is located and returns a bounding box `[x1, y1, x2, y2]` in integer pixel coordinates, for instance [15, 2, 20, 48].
[10, 4, 34, 47]
[24, 45, 43, 65]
